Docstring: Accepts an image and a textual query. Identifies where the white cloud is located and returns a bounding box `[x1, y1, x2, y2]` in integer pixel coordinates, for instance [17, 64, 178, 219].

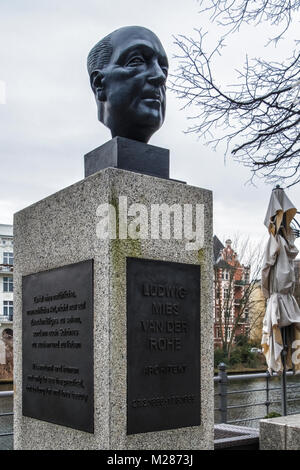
[0, 80, 6, 104]
[0, 0, 299, 258]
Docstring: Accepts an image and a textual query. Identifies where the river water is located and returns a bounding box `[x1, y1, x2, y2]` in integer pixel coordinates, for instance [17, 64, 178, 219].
[1, 375, 300, 450]
[214, 373, 300, 428]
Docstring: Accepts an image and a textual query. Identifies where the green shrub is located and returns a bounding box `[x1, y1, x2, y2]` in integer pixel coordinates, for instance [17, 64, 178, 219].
[214, 348, 227, 368]
[235, 334, 248, 347]
[214, 338, 264, 369]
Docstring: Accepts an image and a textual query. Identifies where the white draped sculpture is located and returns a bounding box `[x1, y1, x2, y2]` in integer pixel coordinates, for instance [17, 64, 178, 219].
[261, 187, 300, 374]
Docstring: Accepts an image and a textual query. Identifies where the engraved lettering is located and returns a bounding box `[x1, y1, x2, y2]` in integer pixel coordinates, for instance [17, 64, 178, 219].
[148, 337, 182, 351]
[132, 394, 196, 408]
[127, 258, 200, 434]
[22, 260, 94, 432]
[142, 283, 187, 299]
[143, 364, 187, 375]
[141, 320, 187, 333]
[152, 302, 179, 315]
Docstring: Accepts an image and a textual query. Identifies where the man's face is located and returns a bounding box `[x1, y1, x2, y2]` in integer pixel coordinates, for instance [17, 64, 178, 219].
[98, 27, 168, 143]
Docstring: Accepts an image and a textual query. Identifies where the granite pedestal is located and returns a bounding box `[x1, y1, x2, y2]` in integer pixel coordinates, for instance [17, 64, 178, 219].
[14, 167, 213, 450]
[260, 414, 300, 450]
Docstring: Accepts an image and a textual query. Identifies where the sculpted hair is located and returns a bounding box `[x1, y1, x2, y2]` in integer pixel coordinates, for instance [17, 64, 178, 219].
[87, 33, 113, 76]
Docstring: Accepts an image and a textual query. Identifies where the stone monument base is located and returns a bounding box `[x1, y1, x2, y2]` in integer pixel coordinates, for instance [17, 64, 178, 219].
[260, 414, 300, 450]
[14, 167, 213, 450]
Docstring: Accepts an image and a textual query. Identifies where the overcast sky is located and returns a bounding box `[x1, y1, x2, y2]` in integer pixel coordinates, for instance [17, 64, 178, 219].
[1, 0, 299, 254]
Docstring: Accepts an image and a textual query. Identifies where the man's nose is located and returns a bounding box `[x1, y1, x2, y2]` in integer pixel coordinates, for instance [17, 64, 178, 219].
[147, 60, 167, 87]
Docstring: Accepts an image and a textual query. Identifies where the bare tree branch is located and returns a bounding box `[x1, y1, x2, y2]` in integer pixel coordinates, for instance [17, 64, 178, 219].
[197, 0, 300, 43]
[171, 1, 300, 186]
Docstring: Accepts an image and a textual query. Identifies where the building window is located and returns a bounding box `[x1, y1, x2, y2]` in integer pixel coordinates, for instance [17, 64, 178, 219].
[226, 328, 231, 341]
[223, 270, 229, 280]
[3, 301, 13, 317]
[3, 277, 13, 292]
[3, 252, 13, 265]
[223, 288, 229, 298]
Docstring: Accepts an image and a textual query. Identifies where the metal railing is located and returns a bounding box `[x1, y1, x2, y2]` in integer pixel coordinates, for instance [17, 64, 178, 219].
[1, 365, 300, 442]
[0, 391, 13, 439]
[214, 363, 300, 425]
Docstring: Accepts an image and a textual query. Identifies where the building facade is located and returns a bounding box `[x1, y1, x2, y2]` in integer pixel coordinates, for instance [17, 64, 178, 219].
[248, 280, 266, 345]
[213, 237, 251, 349]
[0, 224, 13, 380]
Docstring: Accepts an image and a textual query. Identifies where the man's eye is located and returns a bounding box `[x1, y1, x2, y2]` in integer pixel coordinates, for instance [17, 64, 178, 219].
[126, 56, 145, 66]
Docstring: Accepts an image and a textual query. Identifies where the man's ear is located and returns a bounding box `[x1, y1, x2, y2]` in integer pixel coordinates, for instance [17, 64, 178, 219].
[90, 70, 106, 102]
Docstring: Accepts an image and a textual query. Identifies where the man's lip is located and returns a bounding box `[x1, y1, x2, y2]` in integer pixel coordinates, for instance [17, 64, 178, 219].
[143, 97, 161, 103]
[142, 91, 162, 102]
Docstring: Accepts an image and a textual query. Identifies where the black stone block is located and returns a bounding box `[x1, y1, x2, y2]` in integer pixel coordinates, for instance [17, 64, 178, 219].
[84, 136, 170, 179]
[126, 257, 201, 435]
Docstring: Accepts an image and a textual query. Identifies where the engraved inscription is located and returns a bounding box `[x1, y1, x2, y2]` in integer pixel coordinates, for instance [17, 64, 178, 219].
[127, 258, 201, 435]
[132, 394, 196, 408]
[143, 364, 187, 375]
[22, 260, 94, 433]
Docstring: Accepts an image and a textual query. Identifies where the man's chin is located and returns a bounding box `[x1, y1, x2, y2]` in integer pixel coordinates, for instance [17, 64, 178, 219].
[104, 107, 165, 142]
[137, 110, 164, 130]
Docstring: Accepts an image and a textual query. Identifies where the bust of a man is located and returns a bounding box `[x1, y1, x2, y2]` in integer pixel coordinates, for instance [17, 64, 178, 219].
[87, 26, 168, 143]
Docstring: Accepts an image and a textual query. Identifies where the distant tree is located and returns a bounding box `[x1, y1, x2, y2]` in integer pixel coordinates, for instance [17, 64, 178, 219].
[214, 235, 264, 359]
[235, 334, 248, 347]
[171, 0, 300, 187]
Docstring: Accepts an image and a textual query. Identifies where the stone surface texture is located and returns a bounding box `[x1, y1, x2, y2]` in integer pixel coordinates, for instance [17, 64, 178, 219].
[260, 414, 300, 450]
[214, 424, 259, 450]
[14, 167, 213, 450]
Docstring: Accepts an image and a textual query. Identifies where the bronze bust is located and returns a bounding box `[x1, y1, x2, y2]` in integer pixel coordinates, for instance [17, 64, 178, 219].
[87, 26, 168, 143]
